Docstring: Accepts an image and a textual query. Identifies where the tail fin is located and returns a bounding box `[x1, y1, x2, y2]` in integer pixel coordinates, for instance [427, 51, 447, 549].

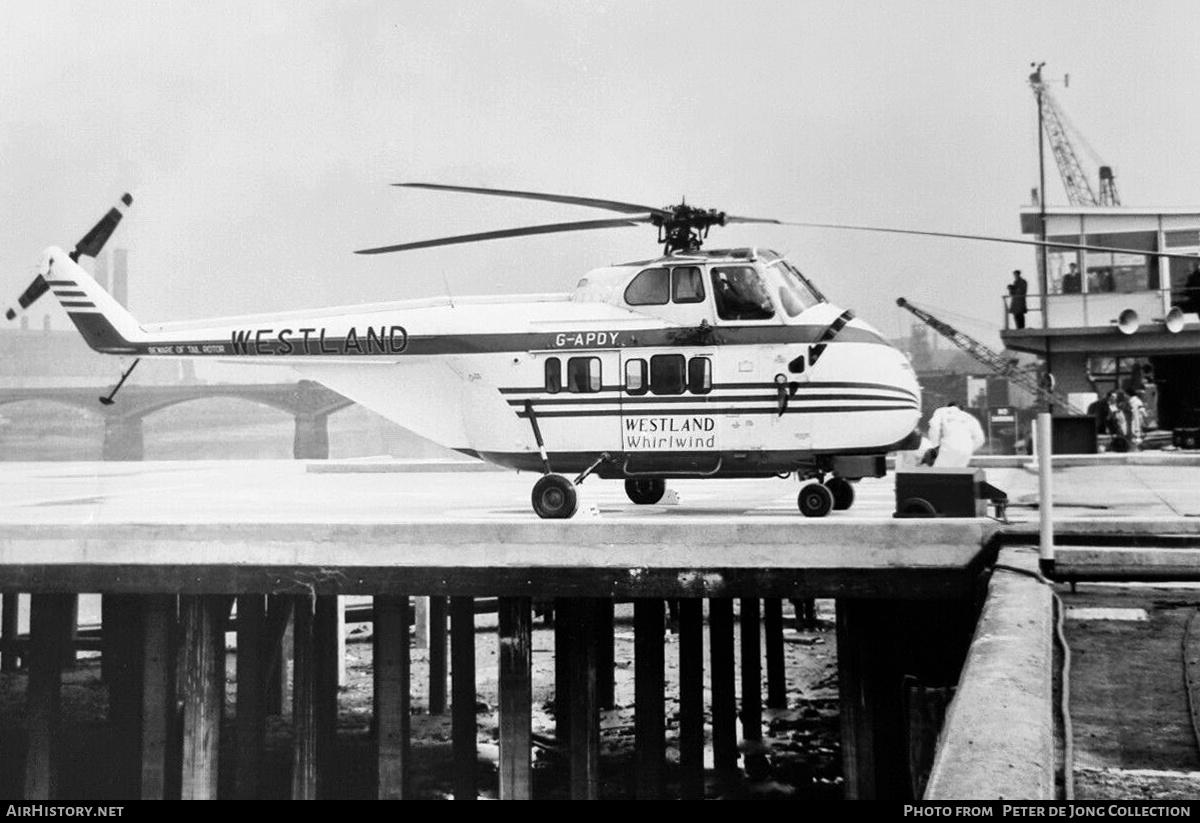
[39, 247, 145, 354]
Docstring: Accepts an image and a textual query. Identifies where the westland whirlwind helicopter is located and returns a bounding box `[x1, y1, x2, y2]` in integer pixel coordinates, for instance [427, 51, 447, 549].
[8, 183, 1187, 518]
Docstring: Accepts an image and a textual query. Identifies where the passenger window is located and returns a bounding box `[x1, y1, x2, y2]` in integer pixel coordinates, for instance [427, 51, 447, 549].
[672, 266, 705, 304]
[711, 266, 775, 321]
[625, 359, 647, 395]
[650, 354, 686, 395]
[567, 357, 601, 393]
[624, 268, 670, 305]
[545, 357, 561, 393]
[687, 357, 712, 394]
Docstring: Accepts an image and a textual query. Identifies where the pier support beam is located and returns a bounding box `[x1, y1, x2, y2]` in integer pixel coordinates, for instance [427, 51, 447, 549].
[1, 594, 19, 672]
[450, 596, 476, 800]
[375, 595, 412, 799]
[567, 599, 599, 800]
[677, 599, 704, 800]
[633, 598, 665, 799]
[235, 594, 267, 799]
[429, 596, 448, 715]
[179, 595, 227, 800]
[23, 594, 74, 800]
[140, 595, 175, 800]
[763, 598, 786, 709]
[498, 597, 532, 800]
[709, 598, 738, 789]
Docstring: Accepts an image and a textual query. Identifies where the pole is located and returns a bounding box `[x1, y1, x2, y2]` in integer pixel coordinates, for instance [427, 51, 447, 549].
[1035, 63, 1055, 411]
[1037, 411, 1055, 575]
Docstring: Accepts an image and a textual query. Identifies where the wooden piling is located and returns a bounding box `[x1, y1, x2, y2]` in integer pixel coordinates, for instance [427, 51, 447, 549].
[235, 594, 267, 799]
[596, 598, 615, 710]
[633, 598, 665, 799]
[23, 593, 74, 799]
[709, 597, 738, 786]
[450, 596, 477, 800]
[739, 598, 763, 744]
[568, 599, 599, 800]
[179, 595, 226, 800]
[429, 595, 448, 715]
[763, 598, 786, 709]
[498, 596, 532, 800]
[103, 594, 144, 797]
[677, 598, 704, 800]
[1, 593, 19, 672]
[374, 595, 411, 799]
[140, 595, 175, 800]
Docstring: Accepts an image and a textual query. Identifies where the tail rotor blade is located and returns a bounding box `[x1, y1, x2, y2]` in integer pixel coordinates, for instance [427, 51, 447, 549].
[5, 275, 49, 321]
[71, 192, 133, 262]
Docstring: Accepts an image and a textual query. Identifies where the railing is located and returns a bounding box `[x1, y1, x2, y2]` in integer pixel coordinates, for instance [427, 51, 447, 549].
[1002, 287, 1200, 332]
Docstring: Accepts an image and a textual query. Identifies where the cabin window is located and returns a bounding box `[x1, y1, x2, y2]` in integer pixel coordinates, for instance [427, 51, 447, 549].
[625, 359, 647, 395]
[711, 266, 775, 321]
[687, 357, 712, 394]
[672, 266, 705, 304]
[567, 356, 601, 393]
[624, 268, 670, 305]
[545, 357, 562, 393]
[650, 354, 686, 395]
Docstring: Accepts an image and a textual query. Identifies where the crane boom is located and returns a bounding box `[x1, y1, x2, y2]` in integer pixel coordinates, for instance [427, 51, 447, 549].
[896, 297, 1086, 416]
[1029, 66, 1122, 207]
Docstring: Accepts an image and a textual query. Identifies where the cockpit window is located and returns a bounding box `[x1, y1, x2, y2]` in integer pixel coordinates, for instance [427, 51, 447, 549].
[711, 266, 775, 321]
[771, 260, 825, 317]
[671, 267, 705, 303]
[624, 268, 670, 305]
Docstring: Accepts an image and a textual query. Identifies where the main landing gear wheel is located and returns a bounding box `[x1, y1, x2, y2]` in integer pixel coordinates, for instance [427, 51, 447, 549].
[532, 474, 578, 519]
[797, 482, 834, 518]
[825, 477, 855, 510]
[625, 478, 666, 505]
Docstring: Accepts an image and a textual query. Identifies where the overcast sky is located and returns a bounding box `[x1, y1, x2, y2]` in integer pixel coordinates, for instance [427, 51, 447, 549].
[4, 1, 1200, 350]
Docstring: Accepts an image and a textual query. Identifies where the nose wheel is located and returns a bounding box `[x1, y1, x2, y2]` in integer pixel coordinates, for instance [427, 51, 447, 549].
[532, 474, 578, 519]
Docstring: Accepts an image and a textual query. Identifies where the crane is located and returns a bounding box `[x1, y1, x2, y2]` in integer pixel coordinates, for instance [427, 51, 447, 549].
[1029, 63, 1122, 207]
[896, 297, 1087, 416]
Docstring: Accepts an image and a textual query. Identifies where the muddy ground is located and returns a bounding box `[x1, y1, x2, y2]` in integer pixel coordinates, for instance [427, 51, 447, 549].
[0, 600, 843, 800]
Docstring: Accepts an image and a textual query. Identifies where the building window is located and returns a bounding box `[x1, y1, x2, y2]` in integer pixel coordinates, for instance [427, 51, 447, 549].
[625, 359, 647, 395]
[672, 267, 705, 303]
[624, 268, 670, 306]
[650, 354, 686, 395]
[687, 357, 712, 394]
[567, 357, 601, 393]
[545, 357, 561, 393]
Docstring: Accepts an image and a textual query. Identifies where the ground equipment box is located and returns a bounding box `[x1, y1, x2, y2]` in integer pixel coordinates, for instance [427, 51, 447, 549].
[894, 468, 1007, 519]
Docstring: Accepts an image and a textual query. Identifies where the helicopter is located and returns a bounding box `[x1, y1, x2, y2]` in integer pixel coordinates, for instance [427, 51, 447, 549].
[10, 184, 1187, 519]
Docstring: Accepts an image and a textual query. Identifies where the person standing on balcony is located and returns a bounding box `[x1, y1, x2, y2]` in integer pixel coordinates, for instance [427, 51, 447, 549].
[1008, 270, 1028, 329]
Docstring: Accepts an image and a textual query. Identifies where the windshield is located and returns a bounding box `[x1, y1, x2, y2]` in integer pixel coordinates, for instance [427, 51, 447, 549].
[770, 260, 826, 317]
[711, 266, 775, 321]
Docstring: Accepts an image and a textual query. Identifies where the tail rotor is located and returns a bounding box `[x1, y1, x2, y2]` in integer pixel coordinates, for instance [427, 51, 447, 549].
[6, 193, 133, 320]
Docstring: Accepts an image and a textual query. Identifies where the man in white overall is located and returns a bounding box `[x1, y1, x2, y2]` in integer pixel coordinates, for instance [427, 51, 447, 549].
[927, 401, 986, 468]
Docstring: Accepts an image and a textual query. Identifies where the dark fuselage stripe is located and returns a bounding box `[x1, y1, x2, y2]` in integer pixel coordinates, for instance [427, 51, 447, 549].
[508, 391, 916, 407]
[516, 404, 917, 419]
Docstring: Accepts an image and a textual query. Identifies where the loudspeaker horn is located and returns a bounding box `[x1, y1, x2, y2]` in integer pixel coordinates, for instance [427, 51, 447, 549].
[1116, 308, 1139, 335]
[1163, 306, 1185, 333]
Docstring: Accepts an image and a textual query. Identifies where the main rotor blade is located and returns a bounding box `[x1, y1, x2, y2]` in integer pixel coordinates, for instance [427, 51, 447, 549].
[776, 220, 1200, 261]
[395, 183, 666, 216]
[355, 216, 651, 255]
[724, 215, 784, 225]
